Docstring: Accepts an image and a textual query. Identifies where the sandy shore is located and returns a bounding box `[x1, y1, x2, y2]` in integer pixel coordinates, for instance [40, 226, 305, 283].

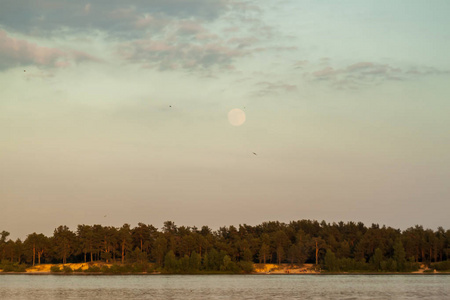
[24, 263, 113, 273]
[254, 263, 319, 274]
[1, 263, 448, 275]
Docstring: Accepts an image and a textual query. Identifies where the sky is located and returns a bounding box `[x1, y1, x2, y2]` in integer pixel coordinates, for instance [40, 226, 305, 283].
[1, 0, 450, 239]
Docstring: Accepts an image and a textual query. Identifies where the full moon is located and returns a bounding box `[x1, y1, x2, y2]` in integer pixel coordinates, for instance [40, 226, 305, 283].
[228, 108, 246, 126]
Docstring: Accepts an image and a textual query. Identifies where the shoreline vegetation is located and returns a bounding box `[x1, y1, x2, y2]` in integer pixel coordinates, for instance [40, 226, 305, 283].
[0, 262, 449, 275]
[1, 220, 450, 275]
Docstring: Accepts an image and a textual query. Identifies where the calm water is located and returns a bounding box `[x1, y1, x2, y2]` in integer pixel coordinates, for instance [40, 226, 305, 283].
[0, 274, 449, 299]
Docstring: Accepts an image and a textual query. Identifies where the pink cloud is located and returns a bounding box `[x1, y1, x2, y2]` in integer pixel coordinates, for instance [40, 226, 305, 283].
[177, 20, 205, 35]
[135, 15, 156, 28]
[195, 32, 218, 41]
[294, 60, 308, 69]
[223, 26, 240, 33]
[119, 37, 246, 71]
[0, 30, 98, 69]
[346, 62, 374, 71]
[255, 81, 297, 96]
[305, 60, 449, 89]
[312, 67, 338, 78]
[227, 37, 259, 48]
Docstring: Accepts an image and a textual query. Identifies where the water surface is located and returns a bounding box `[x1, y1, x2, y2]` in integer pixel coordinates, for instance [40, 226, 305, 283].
[0, 274, 449, 299]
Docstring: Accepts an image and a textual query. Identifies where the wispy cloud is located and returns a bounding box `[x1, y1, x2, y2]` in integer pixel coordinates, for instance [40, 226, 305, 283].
[0, 30, 98, 70]
[0, 0, 279, 73]
[253, 81, 297, 97]
[301, 60, 449, 89]
[0, 0, 230, 36]
[118, 37, 246, 71]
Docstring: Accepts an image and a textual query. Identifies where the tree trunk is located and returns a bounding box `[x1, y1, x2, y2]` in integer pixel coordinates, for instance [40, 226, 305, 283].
[122, 242, 125, 264]
[32, 244, 36, 266]
[315, 241, 319, 265]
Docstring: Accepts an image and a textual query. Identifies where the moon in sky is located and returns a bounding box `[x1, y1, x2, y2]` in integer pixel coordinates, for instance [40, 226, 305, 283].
[228, 108, 246, 126]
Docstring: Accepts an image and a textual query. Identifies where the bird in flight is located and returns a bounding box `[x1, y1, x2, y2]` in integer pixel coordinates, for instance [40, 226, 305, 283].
[253, 152, 257, 156]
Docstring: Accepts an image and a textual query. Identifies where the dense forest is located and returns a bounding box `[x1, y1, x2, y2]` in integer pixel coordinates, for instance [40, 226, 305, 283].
[1, 220, 450, 273]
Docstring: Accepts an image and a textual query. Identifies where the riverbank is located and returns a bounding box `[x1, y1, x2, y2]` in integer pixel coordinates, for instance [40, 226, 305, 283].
[1, 263, 449, 275]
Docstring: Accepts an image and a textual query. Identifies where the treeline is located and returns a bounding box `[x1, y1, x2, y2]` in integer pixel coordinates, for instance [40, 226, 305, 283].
[1, 220, 450, 273]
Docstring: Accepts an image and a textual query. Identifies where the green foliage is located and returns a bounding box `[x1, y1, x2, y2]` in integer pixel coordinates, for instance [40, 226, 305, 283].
[189, 251, 201, 271]
[50, 265, 61, 272]
[106, 264, 121, 274]
[179, 255, 190, 273]
[238, 261, 254, 273]
[220, 255, 239, 273]
[393, 239, 406, 271]
[370, 248, 383, 271]
[131, 263, 150, 273]
[100, 265, 110, 273]
[0, 219, 449, 273]
[130, 248, 148, 264]
[53, 226, 76, 264]
[324, 250, 339, 272]
[381, 259, 397, 272]
[164, 250, 178, 272]
[243, 249, 253, 262]
[0, 261, 28, 272]
[431, 260, 450, 271]
[82, 263, 150, 274]
[204, 249, 226, 271]
[337, 258, 356, 271]
[62, 265, 73, 273]
[258, 242, 270, 264]
[101, 252, 112, 262]
[85, 265, 101, 273]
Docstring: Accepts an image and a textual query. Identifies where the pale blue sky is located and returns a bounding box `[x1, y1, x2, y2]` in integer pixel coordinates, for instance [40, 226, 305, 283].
[1, 0, 449, 238]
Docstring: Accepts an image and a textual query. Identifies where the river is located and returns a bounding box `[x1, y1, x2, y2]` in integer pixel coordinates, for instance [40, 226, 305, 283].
[0, 274, 449, 299]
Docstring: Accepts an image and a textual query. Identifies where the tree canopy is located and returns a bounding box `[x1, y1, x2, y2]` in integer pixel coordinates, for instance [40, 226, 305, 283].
[1, 220, 449, 273]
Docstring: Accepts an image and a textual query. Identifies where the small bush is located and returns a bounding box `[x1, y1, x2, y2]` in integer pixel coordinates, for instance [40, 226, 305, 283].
[431, 261, 450, 271]
[108, 264, 123, 274]
[50, 265, 61, 272]
[84, 265, 101, 273]
[100, 265, 110, 273]
[132, 263, 148, 273]
[1, 262, 28, 272]
[404, 262, 420, 272]
[62, 266, 73, 273]
[238, 261, 254, 273]
[120, 264, 134, 273]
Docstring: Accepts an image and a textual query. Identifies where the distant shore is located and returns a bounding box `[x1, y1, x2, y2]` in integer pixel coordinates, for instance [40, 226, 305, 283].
[1, 263, 449, 275]
[1, 272, 449, 276]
